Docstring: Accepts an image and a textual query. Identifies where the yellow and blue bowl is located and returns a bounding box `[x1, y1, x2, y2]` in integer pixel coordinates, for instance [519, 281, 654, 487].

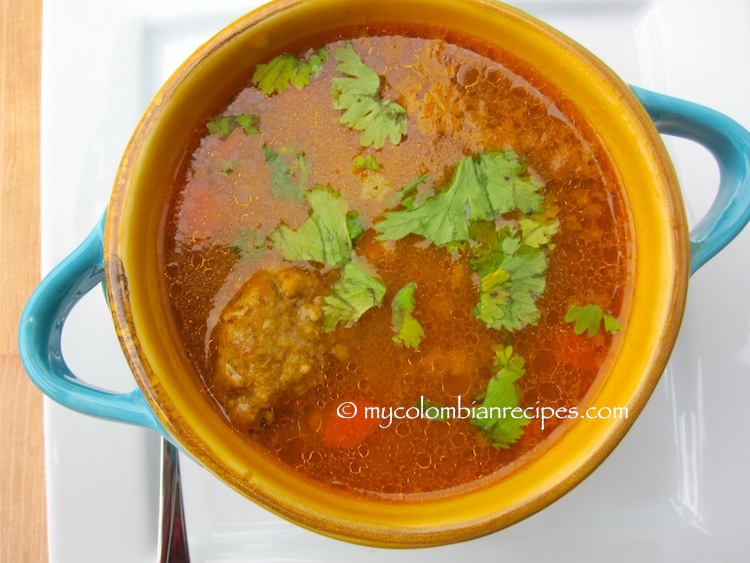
[18, 0, 750, 547]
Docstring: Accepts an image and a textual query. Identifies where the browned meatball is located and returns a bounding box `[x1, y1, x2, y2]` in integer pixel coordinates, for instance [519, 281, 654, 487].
[212, 268, 327, 430]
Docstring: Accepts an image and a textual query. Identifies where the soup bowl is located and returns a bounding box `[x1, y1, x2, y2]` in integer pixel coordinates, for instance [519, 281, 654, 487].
[19, 0, 750, 547]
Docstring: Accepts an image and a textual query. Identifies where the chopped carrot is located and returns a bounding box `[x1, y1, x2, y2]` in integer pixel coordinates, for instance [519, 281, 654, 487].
[322, 399, 380, 449]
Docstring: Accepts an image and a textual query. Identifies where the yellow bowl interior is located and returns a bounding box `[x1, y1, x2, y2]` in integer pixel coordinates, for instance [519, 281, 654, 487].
[105, 0, 689, 547]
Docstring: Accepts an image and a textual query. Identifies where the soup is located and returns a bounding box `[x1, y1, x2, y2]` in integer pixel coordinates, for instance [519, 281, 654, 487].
[161, 30, 632, 500]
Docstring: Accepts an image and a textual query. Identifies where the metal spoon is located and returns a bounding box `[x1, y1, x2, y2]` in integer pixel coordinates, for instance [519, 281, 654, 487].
[158, 438, 191, 562]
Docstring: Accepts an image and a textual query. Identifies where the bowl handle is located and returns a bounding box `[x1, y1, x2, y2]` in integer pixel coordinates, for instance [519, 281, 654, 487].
[632, 86, 750, 275]
[18, 214, 165, 435]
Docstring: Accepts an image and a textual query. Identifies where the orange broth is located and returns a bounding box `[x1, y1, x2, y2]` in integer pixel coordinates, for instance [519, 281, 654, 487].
[160, 31, 633, 500]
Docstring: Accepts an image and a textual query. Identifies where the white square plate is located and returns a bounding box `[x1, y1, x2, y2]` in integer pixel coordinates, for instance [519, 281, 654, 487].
[41, 0, 750, 560]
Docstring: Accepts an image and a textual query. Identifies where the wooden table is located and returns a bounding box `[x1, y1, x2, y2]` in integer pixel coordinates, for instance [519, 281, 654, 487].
[1, 0, 48, 560]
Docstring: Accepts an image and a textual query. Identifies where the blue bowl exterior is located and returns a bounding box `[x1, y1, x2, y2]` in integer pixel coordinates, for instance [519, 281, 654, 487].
[17, 213, 167, 436]
[632, 86, 750, 275]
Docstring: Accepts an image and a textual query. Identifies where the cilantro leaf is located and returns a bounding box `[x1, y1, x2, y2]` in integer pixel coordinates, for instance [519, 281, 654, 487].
[517, 216, 559, 248]
[565, 304, 622, 337]
[345, 210, 365, 242]
[467, 221, 508, 275]
[385, 173, 430, 210]
[603, 313, 623, 334]
[375, 151, 544, 246]
[322, 260, 386, 332]
[269, 188, 385, 331]
[230, 228, 266, 260]
[262, 145, 309, 201]
[470, 345, 530, 448]
[353, 154, 380, 171]
[471, 227, 550, 332]
[356, 101, 408, 149]
[333, 43, 380, 94]
[269, 187, 352, 267]
[475, 267, 512, 325]
[208, 114, 259, 140]
[391, 282, 425, 349]
[474, 151, 545, 215]
[332, 43, 407, 149]
[252, 47, 328, 96]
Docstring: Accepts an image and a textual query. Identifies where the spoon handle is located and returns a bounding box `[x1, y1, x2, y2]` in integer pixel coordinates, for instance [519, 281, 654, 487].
[158, 438, 190, 563]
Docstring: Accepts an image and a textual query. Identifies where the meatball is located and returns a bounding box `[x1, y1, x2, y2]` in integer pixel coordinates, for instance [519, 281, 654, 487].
[212, 268, 327, 430]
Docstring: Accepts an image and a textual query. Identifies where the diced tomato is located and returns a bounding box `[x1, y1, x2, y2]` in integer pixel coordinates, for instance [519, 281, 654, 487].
[553, 328, 598, 372]
[322, 399, 380, 449]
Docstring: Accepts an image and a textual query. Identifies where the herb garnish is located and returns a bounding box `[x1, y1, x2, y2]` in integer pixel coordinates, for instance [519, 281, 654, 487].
[230, 228, 266, 261]
[322, 260, 386, 332]
[418, 347, 530, 448]
[469, 220, 556, 332]
[375, 151, 544, 246]
[208, 114, 259, 140]
[391, 282, 425, 349]
[470, 345, 530, 448]
[565, 304, 622, 337]
[517, 216, 560, 248]
[269, 187, 352, 267]
[385, 173, 430, 210]
[353, 154, 380, 171]
[332, 43, 408, 149]
[269, 187, 385, 330]
[345, 210, 365, 243]
[262, 145, 309, 201]
[252, 47, 328, 96]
